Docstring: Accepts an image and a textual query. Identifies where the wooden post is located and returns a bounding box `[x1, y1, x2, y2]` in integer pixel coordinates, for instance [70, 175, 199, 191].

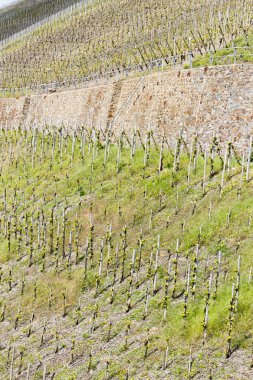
[43, 365, 47, 380]
[221, 144, 228, 194]
[9, 345, 15, 380]
[246, 136, 252, 181]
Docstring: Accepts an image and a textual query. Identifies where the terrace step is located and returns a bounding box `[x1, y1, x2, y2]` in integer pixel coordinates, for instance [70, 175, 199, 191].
[22, 97, 31, 120]
[107, 81, 123, 126]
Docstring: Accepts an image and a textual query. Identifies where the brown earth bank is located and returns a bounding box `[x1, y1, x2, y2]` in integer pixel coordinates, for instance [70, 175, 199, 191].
[0, 64, 252, 148]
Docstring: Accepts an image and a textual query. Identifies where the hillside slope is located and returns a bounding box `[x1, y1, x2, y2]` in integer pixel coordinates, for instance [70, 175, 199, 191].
[0, 0, 83, 42]
[0, 126, 252, 379]
[0, 0, 252, 89]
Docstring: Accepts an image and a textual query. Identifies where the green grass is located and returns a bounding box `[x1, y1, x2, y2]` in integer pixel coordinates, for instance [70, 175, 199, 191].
[192, 34, 253, 67]
[0, 127, 252, 378]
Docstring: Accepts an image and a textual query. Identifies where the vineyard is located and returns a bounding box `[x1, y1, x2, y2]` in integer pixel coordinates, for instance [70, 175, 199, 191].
[0, 126, 252, 379]
[0, 0, 253, 90]
[0, 0, 253, 379]
[0, 0, 83, 42]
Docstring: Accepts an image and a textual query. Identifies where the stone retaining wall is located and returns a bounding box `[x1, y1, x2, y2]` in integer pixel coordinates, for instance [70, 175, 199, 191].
[0, 64, 252, 148]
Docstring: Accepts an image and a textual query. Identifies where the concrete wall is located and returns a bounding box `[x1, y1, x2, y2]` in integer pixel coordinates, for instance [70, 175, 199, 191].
[0, 64, 252, 147]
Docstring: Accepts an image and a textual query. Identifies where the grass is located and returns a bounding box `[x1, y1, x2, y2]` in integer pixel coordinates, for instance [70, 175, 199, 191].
[0, 127, 252, 378]
[192, 34, 253, 68]
[0, 0, 252, 89]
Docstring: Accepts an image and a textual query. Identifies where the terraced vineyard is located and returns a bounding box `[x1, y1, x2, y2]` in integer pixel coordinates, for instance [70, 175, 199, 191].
[0, 0, 82, 42]
[0, 0, 253, 379]
[0, 0, 252, 89]
[0, 126, 252, 379]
